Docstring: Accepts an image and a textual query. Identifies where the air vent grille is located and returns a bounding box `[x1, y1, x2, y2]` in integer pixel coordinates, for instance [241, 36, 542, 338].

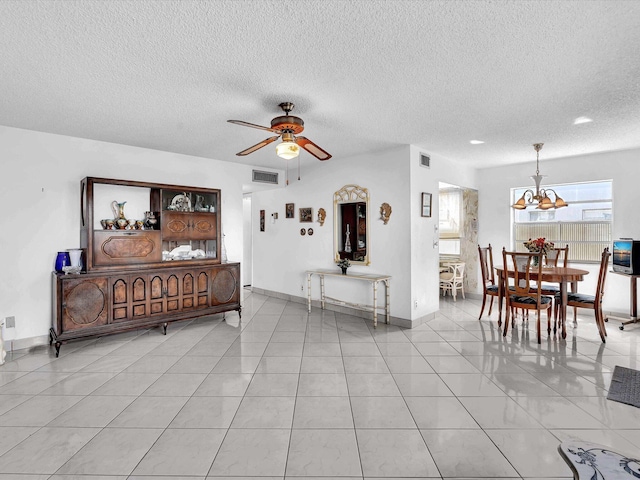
[252, 170, 279, 184]
[420, 153, 430, 168]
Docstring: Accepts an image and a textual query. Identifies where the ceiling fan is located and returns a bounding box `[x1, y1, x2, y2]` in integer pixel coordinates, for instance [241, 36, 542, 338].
[227, 102, 332, 161]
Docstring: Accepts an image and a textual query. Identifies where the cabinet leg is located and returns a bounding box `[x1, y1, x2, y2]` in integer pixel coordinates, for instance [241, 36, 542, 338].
[54, 342, 61, 358]
[49, 331, 53, 346]
[163, 323, 168, 335]
[238, 306, 242, 319]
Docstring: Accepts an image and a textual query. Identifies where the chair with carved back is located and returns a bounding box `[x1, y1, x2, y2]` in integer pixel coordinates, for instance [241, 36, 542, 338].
[528, 245, 576, 321]
[502, 248, 553, 344]
[478, 244, 499, 320]
[538, 245, 570, 293]
[554, 247, 610, 343]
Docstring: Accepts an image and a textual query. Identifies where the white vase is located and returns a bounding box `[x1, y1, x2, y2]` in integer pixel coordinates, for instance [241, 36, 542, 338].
[68, 249, 83, 268]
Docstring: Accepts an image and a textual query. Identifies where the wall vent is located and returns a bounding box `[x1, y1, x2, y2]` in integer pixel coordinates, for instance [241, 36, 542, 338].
[252, 170, 279, 184]
[419, 153, 431, 168]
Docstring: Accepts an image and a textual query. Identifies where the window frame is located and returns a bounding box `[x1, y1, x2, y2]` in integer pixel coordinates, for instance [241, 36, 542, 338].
[511, 179, 612, 263]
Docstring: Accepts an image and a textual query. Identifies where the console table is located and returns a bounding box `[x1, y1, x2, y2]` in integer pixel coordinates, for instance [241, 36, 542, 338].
[608, 271, 640, 330]
[306, 270, 391, 327]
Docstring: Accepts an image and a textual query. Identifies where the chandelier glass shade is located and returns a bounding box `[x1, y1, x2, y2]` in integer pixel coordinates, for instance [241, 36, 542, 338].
[512, 143, 568, 210]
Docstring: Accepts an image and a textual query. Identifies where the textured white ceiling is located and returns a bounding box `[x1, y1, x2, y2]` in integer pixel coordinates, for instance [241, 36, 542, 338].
[1, 0, 640, 170]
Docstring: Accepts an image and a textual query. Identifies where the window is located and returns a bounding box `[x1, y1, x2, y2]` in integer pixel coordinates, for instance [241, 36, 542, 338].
[439, 187, 462, 255]
[512, 180, 612, 262]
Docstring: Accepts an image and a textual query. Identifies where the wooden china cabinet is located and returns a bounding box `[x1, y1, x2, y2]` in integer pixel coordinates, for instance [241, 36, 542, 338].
[51, 177, 241, 356]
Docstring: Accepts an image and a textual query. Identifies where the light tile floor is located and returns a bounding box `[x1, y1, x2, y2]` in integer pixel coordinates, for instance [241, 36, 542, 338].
[1, 290, 640, 479]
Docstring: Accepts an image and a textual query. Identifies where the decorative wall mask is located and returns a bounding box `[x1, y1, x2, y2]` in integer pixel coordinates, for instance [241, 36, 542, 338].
[380, 203, 392, 224]
[300, 228, 306, 236]
[317, 208, 326, 226]
[308, 228, 314, 236]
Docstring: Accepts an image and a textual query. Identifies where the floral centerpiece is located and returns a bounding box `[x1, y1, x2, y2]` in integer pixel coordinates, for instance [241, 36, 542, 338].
[524, 237, 554, 265]
[337, 258, 351, 275]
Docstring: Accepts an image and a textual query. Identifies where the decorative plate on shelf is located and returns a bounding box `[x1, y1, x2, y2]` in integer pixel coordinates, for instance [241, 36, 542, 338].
[170, 193, 191, 212]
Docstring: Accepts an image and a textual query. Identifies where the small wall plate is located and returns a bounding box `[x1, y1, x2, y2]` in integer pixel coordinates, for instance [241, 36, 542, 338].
[300, 228, 306, 235]
[308, 228, 314, 236]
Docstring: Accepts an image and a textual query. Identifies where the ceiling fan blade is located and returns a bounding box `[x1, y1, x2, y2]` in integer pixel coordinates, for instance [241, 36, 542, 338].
[295, 136, 332, 160]
[236, 136, 280, 156]
[228, 119, 280, 133]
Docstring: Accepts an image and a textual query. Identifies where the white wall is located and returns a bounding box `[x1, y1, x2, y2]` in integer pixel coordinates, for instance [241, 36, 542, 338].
[409, 146, 478, 318]
[477, 147, 640, 315]
[0, 126, 266, 342]
[251, 146, 415, 321]
[251, 145, 479, 325]
[17, 122, 634, 338]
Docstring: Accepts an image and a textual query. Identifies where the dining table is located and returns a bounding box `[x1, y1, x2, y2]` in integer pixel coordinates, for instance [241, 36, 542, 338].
[495, 265, 589, 339]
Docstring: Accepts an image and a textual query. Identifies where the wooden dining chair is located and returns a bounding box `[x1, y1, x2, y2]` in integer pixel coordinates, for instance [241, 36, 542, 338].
[530, 245, 575, 319]
[478, 244, 499, 319]
[554, 247, 610, 343]
[528, 246, 569, 292]
[502, 248, 553, 344]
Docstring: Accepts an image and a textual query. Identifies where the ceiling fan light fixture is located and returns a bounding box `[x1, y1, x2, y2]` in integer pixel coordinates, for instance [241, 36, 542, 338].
[276, 141, 300, 160]
[228, 102, 331, 161]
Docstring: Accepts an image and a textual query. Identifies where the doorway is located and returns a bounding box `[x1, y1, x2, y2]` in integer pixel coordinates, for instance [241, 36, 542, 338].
[438, 182, 479, 293]
[242, 194, 252, 287]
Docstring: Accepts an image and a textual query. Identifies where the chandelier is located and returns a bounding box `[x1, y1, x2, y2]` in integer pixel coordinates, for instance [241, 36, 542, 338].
[512, 143, 568, 210]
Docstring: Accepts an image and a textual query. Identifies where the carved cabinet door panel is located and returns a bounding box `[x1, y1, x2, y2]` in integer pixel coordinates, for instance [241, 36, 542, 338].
[162, 212, 217, 241]
[110, 274, 152, 322]
[93, 231, 162, 266]
[162, 212, 191, 241]
[210, 264, 240, 306]
[61, 277, 108, 333]
[111, 276, 129, 321]
[190, 213, 217, 240]
[181, 271, 196, 310]
[148, 271, 183, 315]
[195, 270, 210, 309]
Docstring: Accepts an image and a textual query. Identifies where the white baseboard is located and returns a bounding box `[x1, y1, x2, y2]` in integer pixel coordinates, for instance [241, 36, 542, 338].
[4, 335, 49, 354]
[251, 287, 436, 329]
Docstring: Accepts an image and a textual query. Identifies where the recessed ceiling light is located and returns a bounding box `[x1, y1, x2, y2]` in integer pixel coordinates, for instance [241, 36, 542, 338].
[573, 116, 593, 125]
[470, 140, 484, 144]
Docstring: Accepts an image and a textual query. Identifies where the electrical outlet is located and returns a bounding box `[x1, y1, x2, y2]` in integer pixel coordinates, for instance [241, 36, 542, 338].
[5, 316, 15, 328]
[414, 301, 418, 309]
[301, 285, 304, 292]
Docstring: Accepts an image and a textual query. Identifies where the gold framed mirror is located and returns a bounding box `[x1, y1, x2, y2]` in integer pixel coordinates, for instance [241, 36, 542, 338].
[334, 184, 370, 265]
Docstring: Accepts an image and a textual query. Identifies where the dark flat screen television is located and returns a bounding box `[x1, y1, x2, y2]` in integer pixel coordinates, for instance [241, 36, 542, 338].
[612, 239, 640, 275]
